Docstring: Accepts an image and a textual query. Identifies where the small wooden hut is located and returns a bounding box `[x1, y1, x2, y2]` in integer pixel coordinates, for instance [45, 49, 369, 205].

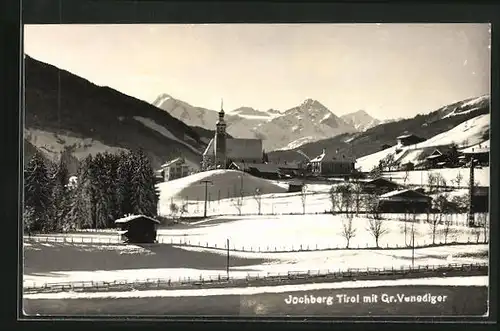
[115, 214, 160, 244]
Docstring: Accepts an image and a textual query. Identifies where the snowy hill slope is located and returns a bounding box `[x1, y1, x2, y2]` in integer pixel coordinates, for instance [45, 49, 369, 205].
[356, 113, 490, 172]
[268, 95, 490, 164]
[156, 170, 289, 214]
[25, 56, 212, 171]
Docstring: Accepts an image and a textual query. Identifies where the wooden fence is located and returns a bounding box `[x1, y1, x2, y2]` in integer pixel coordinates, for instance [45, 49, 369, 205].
[23, 262, 488, 294]
[24, 234, 488, 253]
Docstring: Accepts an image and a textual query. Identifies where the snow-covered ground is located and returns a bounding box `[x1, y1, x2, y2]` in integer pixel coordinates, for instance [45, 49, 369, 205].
[24, 128, 127, 160]
[157, 169, 289, 209]
[23, 242, 487, 288]
[381, 167, 489, 187]
[356, 113, 490, 172]
[24, 275, 488, 300]
[133, 116, 201, 154]
[157, 214, 487, 251]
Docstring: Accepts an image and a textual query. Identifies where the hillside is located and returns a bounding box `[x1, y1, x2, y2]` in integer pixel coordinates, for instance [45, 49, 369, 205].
[154, 95, 358, 151]
[267, 95, 490, 164]
[356, 113, 490, 172]
[24, 56, 214, 172]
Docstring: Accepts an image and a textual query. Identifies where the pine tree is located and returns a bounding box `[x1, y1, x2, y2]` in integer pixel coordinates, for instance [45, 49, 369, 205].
[68, 155, 94, 229]
[48, 154, 71, 232]
[24, 152, 52, 233]
[130, 149, 158, 217]
[117, 151, 135, 218]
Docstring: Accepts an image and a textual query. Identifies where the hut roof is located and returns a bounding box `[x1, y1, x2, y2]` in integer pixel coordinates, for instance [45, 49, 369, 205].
[115, 214, 160, 224]
[379, 189, 431, 201]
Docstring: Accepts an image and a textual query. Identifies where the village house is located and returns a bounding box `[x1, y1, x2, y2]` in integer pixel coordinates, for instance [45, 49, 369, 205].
[229, 161, 303, 179]
[460, 142, 489, 166]
[309, 149, 355, 177]
[115, 214, 160, 244]
[396, 133, 426, 147]
[377, 189, 432, 213]
[471, 186, 489, 213]
[202, 102, 263, 170]
[359, 177, 402, 195]
[160, 157, 199, 181]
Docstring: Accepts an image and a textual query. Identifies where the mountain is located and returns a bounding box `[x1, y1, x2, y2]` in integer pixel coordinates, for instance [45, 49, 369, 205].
[259, 99, 357, 151]
[24, 56, 214, 173]
[154, 95, 357, 151]
[341, 110, 381, 132]
[267, 95, 490, 165]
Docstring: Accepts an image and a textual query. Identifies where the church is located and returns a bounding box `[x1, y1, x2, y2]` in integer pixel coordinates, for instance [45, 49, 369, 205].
[202, 102, 263, 171]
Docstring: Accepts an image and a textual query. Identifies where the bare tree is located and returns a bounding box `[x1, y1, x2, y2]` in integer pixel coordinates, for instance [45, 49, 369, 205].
[441, 214, 452, 244]
[340, 214, 357, 248]
[300, 184, 308, 215]
[479, 213, 489, 244]
[367, 217, 388, 248]
[178, 202, 188, 219]
[253, 188, 262, 215]
[427, 172, 437, 193]
[170, 201, 179, 220]
[454, 172, 464, 188]
[329, 185, 338, 214]
[403, 169, 410, 188]
[428, 210, 440, 245]
[351, 180, 363, 215]
[339, 183, 354, 214]
[473, 227, 481, 243]
[232, 196, 244, 216]
[365, 193, 381, 220]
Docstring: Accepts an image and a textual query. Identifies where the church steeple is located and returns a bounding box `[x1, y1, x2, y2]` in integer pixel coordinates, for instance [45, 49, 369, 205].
[214, 98, 227, 169]
[218, 98, 225, 122]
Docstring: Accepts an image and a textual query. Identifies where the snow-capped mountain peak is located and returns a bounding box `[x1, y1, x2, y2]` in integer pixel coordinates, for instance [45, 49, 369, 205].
[152, 93, 173, 107]
[341, 109, 381, 132]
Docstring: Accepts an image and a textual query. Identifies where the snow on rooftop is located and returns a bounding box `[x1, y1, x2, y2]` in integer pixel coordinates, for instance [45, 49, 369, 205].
[115, 215, 160, 224]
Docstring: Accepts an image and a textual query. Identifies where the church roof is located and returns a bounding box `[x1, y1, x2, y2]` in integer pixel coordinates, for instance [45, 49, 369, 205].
[203, 138, 262, 160]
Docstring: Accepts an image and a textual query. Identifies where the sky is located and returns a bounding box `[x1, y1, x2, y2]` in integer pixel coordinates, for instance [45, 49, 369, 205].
[24, 24, 490, 120]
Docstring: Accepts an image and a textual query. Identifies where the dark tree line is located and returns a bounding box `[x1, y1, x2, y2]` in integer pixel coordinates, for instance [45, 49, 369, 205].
[24, 149, 159, 234]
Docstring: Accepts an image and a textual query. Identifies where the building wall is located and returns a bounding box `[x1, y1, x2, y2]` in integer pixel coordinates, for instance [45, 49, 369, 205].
[312, 160, 354, 175]
[163, 162, 190, 181]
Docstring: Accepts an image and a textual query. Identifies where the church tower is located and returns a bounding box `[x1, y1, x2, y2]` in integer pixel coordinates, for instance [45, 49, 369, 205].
[214, 99, 227, 168]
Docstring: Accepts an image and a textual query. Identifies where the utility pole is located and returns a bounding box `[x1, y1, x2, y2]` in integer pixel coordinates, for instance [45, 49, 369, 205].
[468, 158, 476, 227]
[200, 180, 213, 218]
[226, 238, 230, 280]
[411, 221, 415, 269]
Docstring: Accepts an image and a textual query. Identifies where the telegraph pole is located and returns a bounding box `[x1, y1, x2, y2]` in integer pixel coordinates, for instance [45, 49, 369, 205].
[468, 158, 476, 227]
[200, 180, 213, 218]
[411, 221, 415, 269]
[226, 238, 230, 280]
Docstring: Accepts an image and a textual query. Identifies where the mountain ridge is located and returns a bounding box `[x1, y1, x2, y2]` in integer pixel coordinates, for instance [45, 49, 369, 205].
[24, 56, 214, 173]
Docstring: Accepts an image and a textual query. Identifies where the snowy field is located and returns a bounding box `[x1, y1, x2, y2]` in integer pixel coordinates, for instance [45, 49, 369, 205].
[24, 275, 488, 300]
[23, 242, 487, 289]
[156, 214, 487, 251]
[381, 167, 489, 187]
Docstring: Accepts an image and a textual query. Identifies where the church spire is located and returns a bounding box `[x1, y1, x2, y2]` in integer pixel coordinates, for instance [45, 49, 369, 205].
[218, 98, 225, 121]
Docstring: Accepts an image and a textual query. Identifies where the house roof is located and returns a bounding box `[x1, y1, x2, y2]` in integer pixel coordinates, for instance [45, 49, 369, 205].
[360, 177, 400, 186]
[161, 157, 184, 168]
[310, 150, 354, 163]
[397, 134, 417, 140]
[115, 214, 160, 224]
[203, 138, 262, 160]
[460, 141, 490, 154]
[379, 189, 431, 200]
